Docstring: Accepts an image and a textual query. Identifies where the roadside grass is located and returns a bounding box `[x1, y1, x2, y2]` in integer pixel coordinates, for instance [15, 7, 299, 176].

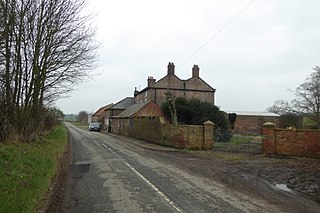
[0, 125, 68, 213]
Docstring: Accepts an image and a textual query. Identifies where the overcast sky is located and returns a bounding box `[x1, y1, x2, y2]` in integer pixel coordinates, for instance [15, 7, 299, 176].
[55, 0, 320, 114]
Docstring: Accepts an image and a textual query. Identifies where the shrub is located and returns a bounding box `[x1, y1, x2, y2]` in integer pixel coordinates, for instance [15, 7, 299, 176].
[161, 97, 228, 129]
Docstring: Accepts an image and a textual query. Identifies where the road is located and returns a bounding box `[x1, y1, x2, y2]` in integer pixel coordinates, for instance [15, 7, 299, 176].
[62, 123, 319, 213]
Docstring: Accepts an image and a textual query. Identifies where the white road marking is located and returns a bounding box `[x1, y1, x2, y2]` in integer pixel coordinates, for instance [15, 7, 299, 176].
[100, 142, 182, 212]
[124, 162, 183, 213]
[102, 143, 116, 154]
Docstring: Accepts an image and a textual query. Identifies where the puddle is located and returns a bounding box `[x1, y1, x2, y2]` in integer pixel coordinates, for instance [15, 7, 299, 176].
[275, 183, 292, 192]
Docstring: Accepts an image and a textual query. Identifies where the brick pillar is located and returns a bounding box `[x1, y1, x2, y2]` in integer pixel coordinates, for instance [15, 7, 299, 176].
[203, 121, 214, 150]
[262, 122, 276, 154]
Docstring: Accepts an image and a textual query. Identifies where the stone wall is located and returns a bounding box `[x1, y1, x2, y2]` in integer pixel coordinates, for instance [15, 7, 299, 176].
[262, 123, 320, 158]
[111, 117, 214, 150]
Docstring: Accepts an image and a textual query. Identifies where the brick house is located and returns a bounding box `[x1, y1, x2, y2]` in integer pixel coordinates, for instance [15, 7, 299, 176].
[111, 100, 164, 134]
[91, 97, 135, 129]
[91, 103, 113, 124]
[134, 62, 216, 106]
[104, 97, 135, 130]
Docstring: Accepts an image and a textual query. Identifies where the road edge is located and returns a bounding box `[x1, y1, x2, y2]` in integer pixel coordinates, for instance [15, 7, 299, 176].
[42, 131, 72, 213]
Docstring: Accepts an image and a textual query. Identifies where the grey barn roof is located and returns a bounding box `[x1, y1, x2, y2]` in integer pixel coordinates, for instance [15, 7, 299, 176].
[117, 101, 150, 118]
[226, 111, 280, 117]
[109, 97, 135, 110]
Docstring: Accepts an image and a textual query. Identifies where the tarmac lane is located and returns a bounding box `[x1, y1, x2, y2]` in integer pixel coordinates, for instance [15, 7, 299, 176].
[61, 123, 318, 213]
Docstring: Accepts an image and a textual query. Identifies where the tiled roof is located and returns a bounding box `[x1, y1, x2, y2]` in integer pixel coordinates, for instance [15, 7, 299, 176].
[93, 103, 113, 116]
[117, 101, 150, 118]
[109, 97, 134, 110]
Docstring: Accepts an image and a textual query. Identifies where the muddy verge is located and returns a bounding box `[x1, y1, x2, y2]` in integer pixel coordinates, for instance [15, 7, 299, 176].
[40, 137, 71, 213]
[189, 151, 320, 204]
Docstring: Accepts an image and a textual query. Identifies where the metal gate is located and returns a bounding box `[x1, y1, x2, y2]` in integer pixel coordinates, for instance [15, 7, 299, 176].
[214, 129, 262, 154]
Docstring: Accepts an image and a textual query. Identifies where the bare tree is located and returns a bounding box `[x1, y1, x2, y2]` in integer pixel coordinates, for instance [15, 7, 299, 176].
[0, 0, 98, 141]
[267, 66, 320, 129]
[267, 99, 293, 115]
[165, 92, 178, 125]
[292, 66, 320, 129]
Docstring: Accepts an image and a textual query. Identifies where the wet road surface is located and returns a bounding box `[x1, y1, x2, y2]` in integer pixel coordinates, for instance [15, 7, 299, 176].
[62, 123, 319, 213]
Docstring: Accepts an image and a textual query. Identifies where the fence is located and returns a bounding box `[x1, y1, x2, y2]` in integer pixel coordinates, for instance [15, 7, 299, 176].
[214, 129, 262, 154]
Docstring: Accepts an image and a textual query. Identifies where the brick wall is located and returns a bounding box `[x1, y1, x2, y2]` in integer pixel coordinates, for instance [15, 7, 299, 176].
[262, 123, 320, 158]
[130, 117, 163, 144]
[111, 117, 214, 149]
[261, 123, 276, 154]
[161, 123, 204, 149]
[235, 115, 280, 133]
[133, 102, 164, 117]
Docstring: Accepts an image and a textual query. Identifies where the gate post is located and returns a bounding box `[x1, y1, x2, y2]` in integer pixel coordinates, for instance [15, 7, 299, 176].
[262, 122, 276, 154]
[203, 121, 214, 150]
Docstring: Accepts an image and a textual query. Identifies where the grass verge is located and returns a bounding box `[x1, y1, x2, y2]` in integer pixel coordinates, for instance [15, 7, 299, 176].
[0, 125, 68, 213]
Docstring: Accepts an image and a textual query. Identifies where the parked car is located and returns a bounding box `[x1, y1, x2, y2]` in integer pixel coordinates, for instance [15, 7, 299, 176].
[89, 123, 101, 132]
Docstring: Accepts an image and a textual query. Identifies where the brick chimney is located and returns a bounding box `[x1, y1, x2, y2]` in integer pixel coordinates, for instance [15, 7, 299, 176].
[192, 64, 199, 78]
[134, 87, 139, 97]
[147, 76, 156, 87]
[167, 62, 175, 75]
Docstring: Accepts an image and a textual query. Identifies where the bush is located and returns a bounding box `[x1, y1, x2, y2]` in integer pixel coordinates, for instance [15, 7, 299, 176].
[161, 97, 228, 129]
[279, 113, 303, 128]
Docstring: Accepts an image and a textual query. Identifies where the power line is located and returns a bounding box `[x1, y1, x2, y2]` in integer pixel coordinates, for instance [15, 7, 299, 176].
[177, 0, 256, 68]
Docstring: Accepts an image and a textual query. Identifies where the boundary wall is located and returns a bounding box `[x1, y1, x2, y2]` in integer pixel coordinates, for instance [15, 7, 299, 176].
[262, 122, 320, 158]
[111, 117, 214, 150]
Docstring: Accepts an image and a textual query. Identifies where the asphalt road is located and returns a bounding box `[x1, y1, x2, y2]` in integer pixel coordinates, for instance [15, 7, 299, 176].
[61, 123, 300, 213]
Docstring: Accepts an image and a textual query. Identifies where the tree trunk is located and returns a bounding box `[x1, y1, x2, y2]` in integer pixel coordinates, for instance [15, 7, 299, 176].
[165, 92, 178, 125]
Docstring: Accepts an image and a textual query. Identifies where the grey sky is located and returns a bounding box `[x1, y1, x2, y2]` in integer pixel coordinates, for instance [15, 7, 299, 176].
[55, 0, 320, 114]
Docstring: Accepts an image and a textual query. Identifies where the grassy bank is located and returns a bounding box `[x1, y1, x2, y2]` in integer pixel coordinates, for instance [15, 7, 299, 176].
[0, 125, 68, 213]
